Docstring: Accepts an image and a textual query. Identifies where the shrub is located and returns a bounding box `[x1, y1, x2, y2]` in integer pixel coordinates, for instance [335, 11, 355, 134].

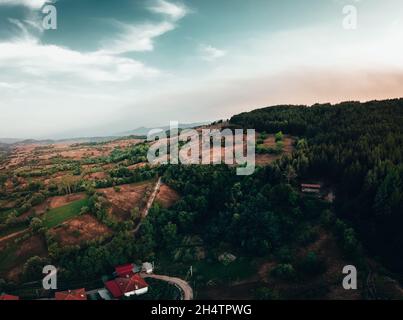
[254, 287, 280, 300]
[271, 264, 296, 281]
[275, 131, 284, 142]
[298, 252, 326, 275]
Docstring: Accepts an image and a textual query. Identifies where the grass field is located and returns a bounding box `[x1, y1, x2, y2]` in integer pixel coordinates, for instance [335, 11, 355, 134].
[43, 198, 89, 228]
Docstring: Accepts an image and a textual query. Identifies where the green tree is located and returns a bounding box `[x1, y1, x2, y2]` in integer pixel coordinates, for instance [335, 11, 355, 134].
[275, 131, 284, 142]
[30, 217, 44, 233]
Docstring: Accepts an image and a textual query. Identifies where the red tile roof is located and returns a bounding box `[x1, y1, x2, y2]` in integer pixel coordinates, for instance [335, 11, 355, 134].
[105, 280, 122, 298]
[55, 288, 87, 300]
[105, 274, 148, 298]
[0, 294, 19, 300]
[115, 263, 135, 277]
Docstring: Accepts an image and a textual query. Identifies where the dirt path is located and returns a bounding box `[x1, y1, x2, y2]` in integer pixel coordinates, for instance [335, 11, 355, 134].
[0, 229, 28, 244]
[142, 273, 193, 300]
[142, 177, 162, 218]
[134, 178, 161, 234]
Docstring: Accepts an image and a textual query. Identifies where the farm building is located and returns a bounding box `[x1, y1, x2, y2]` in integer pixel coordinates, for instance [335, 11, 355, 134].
[55, 288, 87, 300]
[105, 274, 149, 298]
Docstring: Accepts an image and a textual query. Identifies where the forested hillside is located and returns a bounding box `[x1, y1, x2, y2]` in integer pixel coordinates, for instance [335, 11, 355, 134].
[231, 99, 403, 273]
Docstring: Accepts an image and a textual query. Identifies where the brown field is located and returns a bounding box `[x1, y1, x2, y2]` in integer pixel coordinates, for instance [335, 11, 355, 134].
[30, 193, 86, 216]
[39, 148, 105, 160]
[2, 138, 144, 169]
[255, 135, 295, 166]
[49, 214, 111, 246]
[48, 193, 86, 209]
[84, 171, 108, 180]
[155, 183, 180, 208]
[98, 181, 154, 220]
[44, 173, 81, 186]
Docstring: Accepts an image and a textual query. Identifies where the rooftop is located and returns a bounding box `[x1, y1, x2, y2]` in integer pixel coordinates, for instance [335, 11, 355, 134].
[55, 288, 87, 301]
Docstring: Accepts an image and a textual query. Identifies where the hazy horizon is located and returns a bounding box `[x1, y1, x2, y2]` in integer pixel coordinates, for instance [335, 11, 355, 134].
[1, 0, 403, 139]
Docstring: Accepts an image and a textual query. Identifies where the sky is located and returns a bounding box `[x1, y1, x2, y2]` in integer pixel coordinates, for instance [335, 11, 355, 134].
[0, 0, 403, 139]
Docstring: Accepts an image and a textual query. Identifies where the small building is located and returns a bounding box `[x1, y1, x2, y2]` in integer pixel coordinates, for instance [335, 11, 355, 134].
[0, 294, 19, 300]
[301, 183, 322, 194]
[55, 288, 87, 301]
[105, 274, 149, 299]
[142, 262, 153, 274]
[114, 263, 139, 277]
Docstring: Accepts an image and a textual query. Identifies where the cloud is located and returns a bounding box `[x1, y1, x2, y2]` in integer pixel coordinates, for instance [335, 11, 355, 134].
[23, 18, 44, 33]
[0, 81, 24, 89]
[99, 21, 175, 54]
[99, 1, 189, 55]
[199, 44, 227, 61]
[148, 0, 188, 21]
[0, 0, 48, 9]
[0, 26, 160, 82]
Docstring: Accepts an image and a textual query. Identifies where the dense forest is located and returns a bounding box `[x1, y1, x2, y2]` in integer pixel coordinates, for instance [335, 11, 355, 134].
[231, 98, 403, 273]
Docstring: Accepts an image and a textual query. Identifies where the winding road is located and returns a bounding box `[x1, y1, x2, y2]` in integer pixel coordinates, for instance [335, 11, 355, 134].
[142, 273, 193, 300]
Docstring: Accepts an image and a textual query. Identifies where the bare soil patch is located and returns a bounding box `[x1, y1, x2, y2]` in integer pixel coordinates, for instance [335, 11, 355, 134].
[49, 214, 111, 246]
[84, 171, 107, 180]
[48, 193, 86, 209]
[99, 181, 154, 220]
[155, 183, 180, 208]
[255, 135, 295, 166]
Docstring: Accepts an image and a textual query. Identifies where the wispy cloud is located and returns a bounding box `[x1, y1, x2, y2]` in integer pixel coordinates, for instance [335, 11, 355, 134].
[99, 21, 175, 55]
[99, 0, 188, 55]
[199, 44, 227, 62]
[148, 0, 189, 21]
[0, 0, 49, 9]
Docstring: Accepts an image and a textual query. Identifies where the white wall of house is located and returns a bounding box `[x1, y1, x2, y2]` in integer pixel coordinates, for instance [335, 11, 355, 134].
[135, 287, 148, 296]
[124, 287, 148, 297]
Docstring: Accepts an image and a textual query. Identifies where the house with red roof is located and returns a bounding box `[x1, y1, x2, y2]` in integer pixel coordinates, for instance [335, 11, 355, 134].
[105, 274, 148, 299]
[114, 263, 137, 277]
[0, 294, 19, 300]
[55, 288, 87, 300]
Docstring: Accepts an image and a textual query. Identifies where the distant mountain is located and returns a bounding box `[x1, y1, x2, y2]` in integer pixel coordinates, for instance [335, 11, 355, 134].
[0, 138, 23, 144]
[0, 136, 122, 146]
[0, 122, 210, 146]
[117, 122, 210, 136]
